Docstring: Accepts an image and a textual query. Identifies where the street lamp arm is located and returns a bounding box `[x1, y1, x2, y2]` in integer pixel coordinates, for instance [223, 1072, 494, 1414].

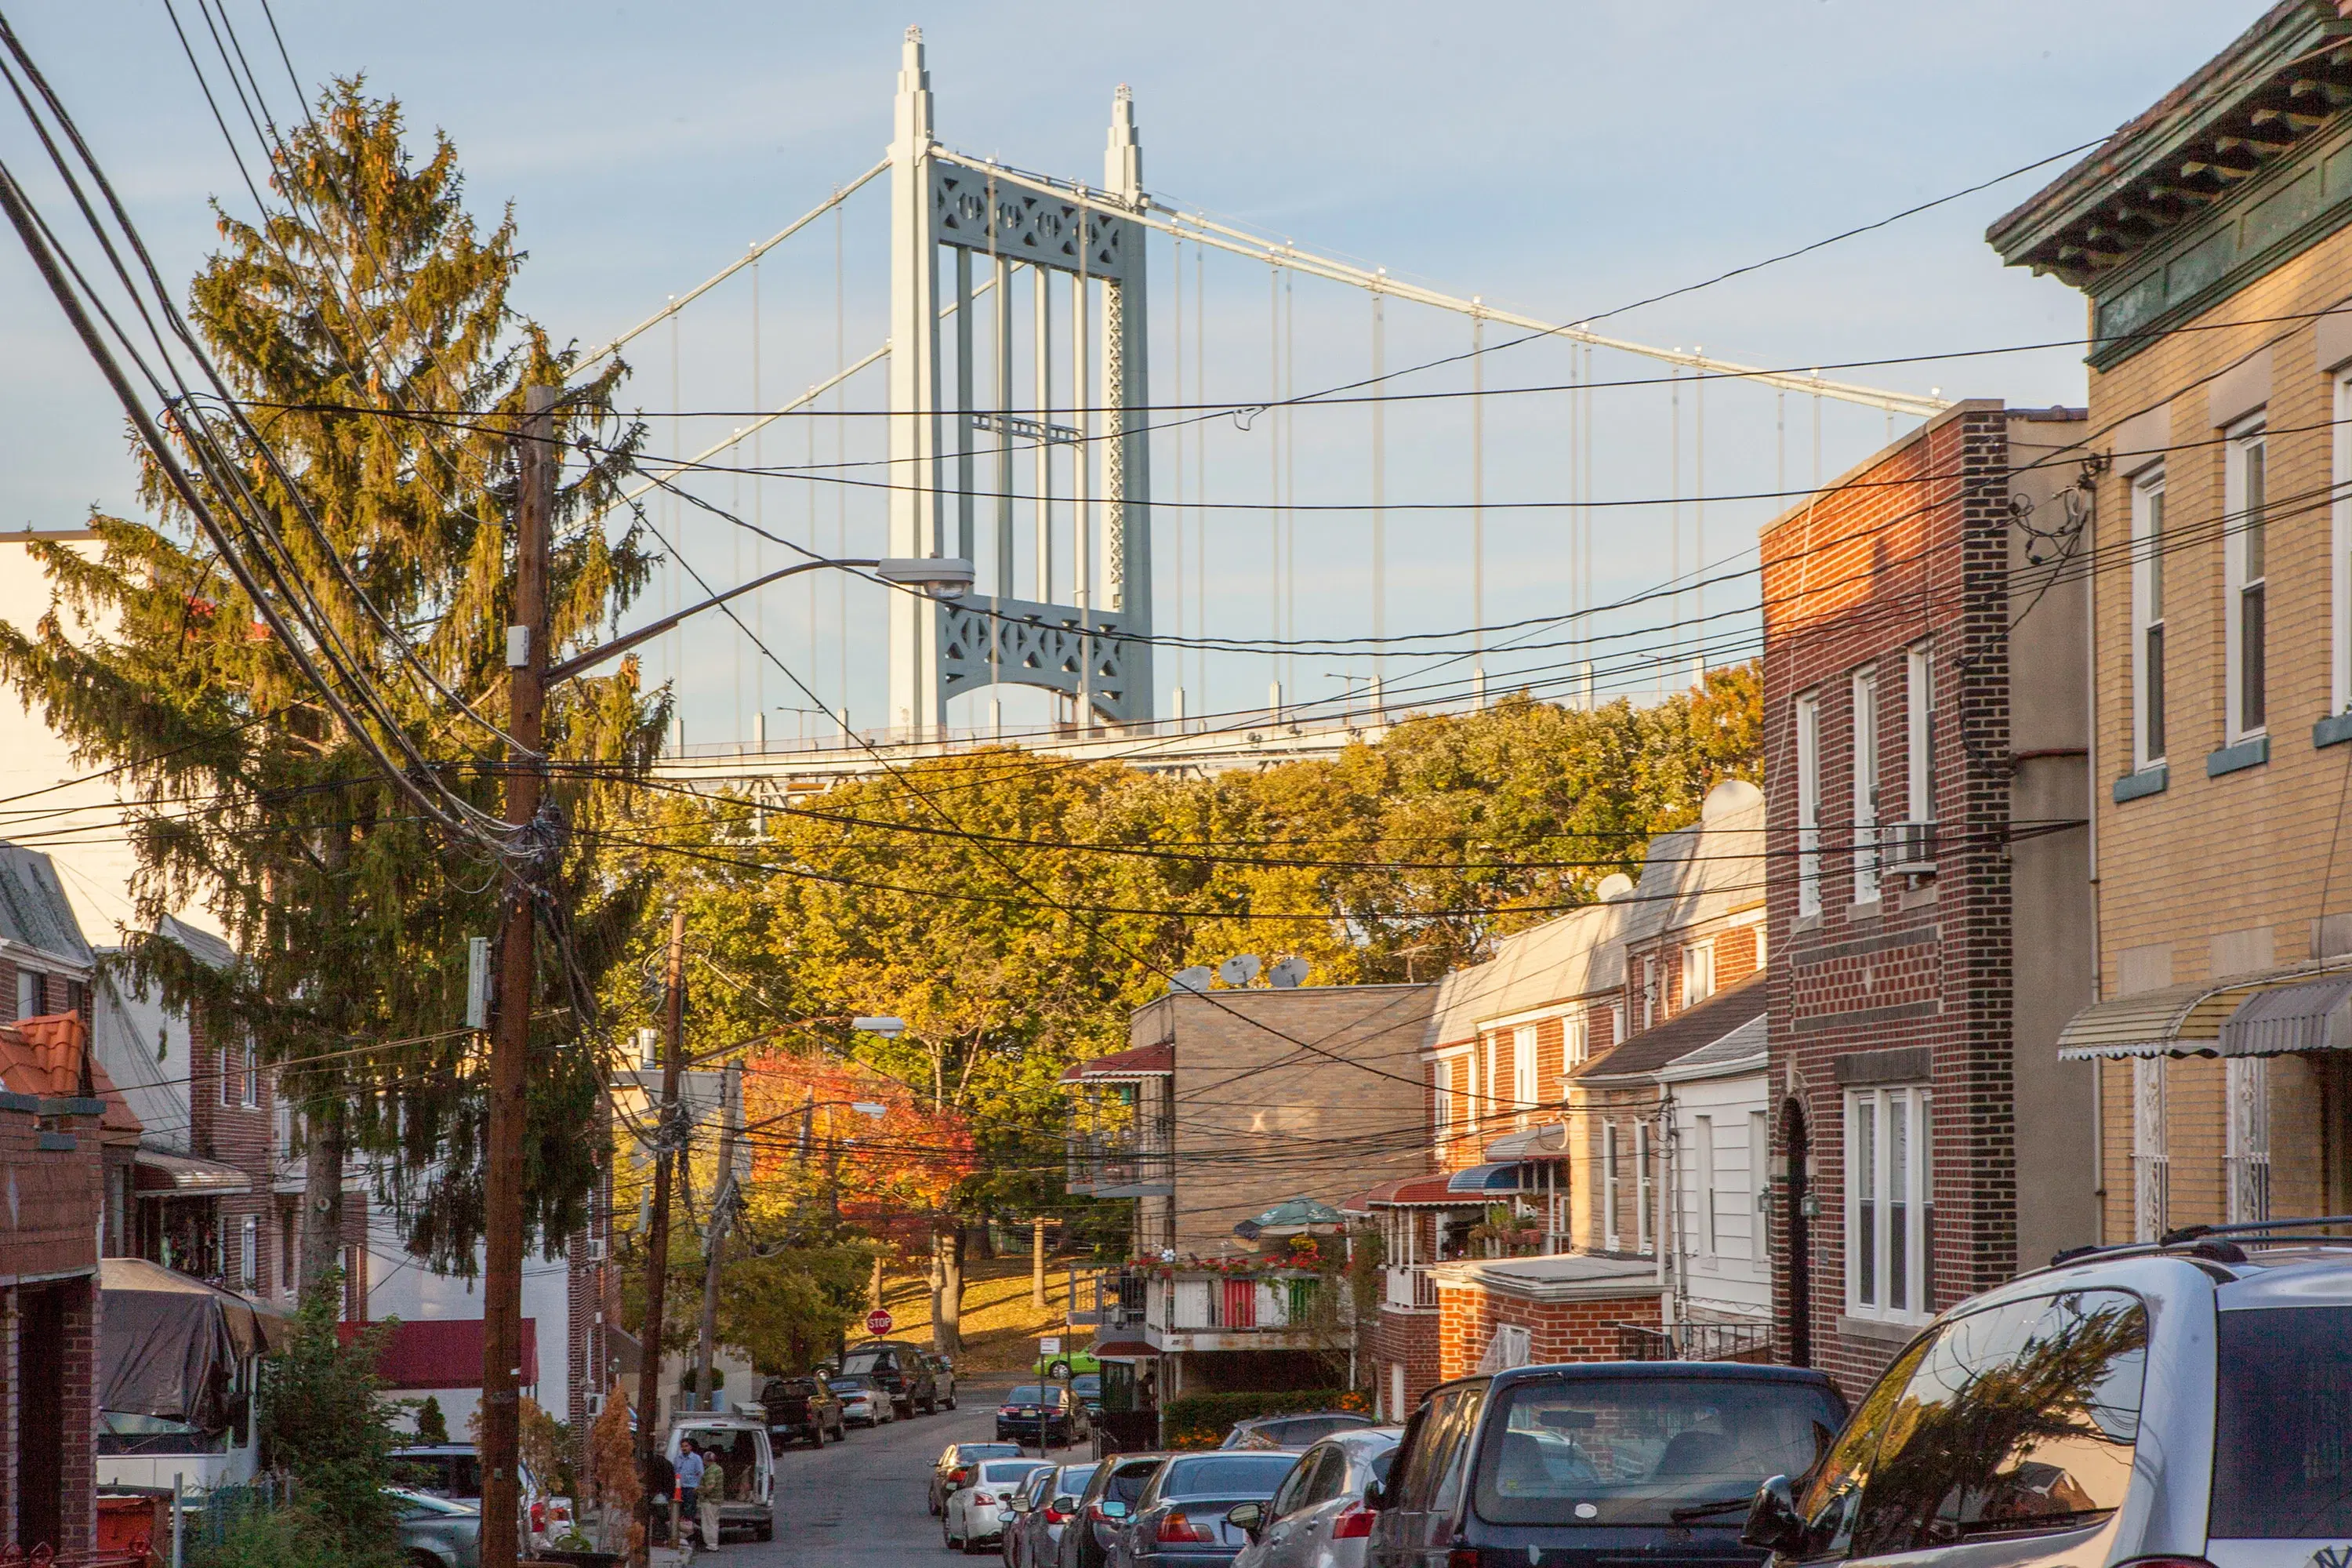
[545, 557, 880, 684]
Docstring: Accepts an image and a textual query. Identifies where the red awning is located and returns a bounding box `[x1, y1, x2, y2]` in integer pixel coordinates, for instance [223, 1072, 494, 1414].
[1360, 1173, 1482, 1208]
[339, 1317, 538, 1391]
[1090, 1340, 1156, 1360]
[1059, 1041, 1174, 1082]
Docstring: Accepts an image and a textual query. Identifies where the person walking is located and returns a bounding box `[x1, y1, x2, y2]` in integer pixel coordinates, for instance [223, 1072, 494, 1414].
[677, 1439, 707, 1552]
[643, 1447, 677, 1548]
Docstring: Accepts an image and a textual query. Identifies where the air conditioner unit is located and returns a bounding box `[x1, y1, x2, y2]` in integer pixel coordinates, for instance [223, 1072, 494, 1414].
[1884, 820, 1937, 877]
[585, 1235, 608, 1263]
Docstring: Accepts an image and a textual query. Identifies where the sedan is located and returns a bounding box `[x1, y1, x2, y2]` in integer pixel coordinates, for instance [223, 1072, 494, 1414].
[832, 1372, 894, 1427]
[1227, 1429, 1399, 1568]
[1058, 1453, 1170, 1568]
[997, 1385, 1085, 1448]
[932, 1442, 1026, 1515]
[1220, 1414, 1375, 1451]
[1111, 1453, 1301, 1568]
[392, 1488, 481, 1568]
[944, 1457, 1052, 1554]
[1002, 1460, 1099, 1568]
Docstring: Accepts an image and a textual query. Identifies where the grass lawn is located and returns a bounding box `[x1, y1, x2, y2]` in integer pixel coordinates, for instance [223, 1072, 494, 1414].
[874, 1250, 1096, 1375]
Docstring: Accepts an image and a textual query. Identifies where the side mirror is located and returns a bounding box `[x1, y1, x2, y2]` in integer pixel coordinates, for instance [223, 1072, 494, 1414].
[1051, 1497, 1079, 1514]
[1740, 1475, 1809, 1556]
[1362, 1479, 1388, 1512]
[1225, 1502, 1266, 1537]
[1099, 1500, 1129, 1520]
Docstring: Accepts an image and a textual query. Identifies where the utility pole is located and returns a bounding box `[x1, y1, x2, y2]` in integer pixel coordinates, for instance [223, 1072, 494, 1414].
[633, 904, 688, 1563]
[694, 1059, 742, 1412]
[481, 385, 553, 1568]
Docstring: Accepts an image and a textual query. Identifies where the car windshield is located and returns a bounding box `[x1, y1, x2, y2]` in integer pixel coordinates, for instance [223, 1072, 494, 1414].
[841, 1349, 895, 1374]
[390, 1491, 477, 1518]
[1106, 1461, 1163, 1503]
[392, 1453, 483, 1497]
[1007, 1386, 1052, 1404]
[980, 1461, 1051, 1486]
[2215, 1304, 2352, 1537]
[1156, 1454, 1300, 1499]
[958, 1444, 1021, 1463]
[1071, 1375, 1102, 1396]
[1473, 1375, 1842, 1527]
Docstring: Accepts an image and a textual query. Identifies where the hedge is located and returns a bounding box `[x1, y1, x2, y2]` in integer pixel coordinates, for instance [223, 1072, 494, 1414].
[1160, 1388, 1371, 1450]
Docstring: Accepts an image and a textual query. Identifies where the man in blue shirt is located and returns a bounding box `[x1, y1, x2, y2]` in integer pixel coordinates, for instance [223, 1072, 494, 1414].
[677, 1439, 707, 1548]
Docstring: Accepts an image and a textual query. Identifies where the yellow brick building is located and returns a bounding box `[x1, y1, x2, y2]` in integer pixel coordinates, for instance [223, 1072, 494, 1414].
[1989, 1, 2352, 1243]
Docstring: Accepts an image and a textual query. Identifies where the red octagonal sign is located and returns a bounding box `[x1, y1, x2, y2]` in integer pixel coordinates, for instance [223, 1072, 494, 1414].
[865, 1308, 894, 1336]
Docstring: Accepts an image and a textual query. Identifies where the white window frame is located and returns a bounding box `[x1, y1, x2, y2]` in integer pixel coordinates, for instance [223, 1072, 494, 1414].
[1602, 1121, 1621, 1251]
[2132, 1057, 2169, 1243]
[2225, 416, 2268, 744]
[1851, 670, 1881, 906]
[1564, 1011, 1589, 1073]
[1905, 644, 1934, 825]
[1610, 1001, 1627, 1048]
[1749, 1109, 1772, 1269]
[1433, 1057, 1455, 1144]
[1642, 956, 1658, 1031]
[242, 1038, 260, 1109]
[1795, 691, 1822, 918]
[1635, 1121, 1655, 1255]
[1696, 1113, 1719, 1258]
[2131, 470, 2169, 769]
[241, 1214, 259, 1290]
[1512, 1023, 1539, 1121]
[1682, 941, 1716, 1008]
[13, 968, 38, 1021]
[1844, 1083, 1933, 1325]
[2336, 372, 2352, 717]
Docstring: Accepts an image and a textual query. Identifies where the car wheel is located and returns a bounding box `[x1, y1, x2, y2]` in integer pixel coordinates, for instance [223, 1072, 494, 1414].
[946, 1393, 957, 1409]
[1047, 1359, 1071, 1378]
[411, 1553, 446, 1568]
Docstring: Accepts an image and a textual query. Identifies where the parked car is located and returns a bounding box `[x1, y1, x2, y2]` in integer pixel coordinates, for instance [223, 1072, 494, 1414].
[933, 1441, 1028, 1515]
[1221, 1413, 1377, 1451]
[1744, 1222, 2352, 1568]
[927, 1352, 961, 1410]
[1112, 1452, 1302, 1568]
[390, 1488, 481, 1568]
[842, 1338, 939, 1417]
[1004, 1461, 1101, 1568]
[1058, 1452, 1172, 1568]
[1366, 1362, 1846, 1568]
[833, 1372, 894, 1427]
[946, 1457, 1054, 1554]
[666, 1412, 775, 1544]
[1070, 1373, 1103, 1417]
[1228, 1428, 1401, 1568]
[387, 1444, 561, 1551]
[1037, 1347, 1103, 1378]
[760, 1371, 848, 1448]
[998, 1383, 1088, 1447]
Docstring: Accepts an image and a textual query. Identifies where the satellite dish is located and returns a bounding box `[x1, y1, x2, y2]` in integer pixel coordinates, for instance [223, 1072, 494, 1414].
[1218, 954, 1262, 988]
[1268, 956, 1308, 989]
[1171, 965, 1213, 995]
[1595, 873, 1635, 902]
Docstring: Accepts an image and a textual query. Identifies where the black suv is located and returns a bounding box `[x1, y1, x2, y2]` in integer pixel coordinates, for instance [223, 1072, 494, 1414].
[840, 1338, 938, 1417]
[1367, 1363, 1846, 1568]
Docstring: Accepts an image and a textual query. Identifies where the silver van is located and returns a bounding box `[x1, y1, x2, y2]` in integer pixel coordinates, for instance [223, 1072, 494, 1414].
[1744, 1217, 2352, 1568]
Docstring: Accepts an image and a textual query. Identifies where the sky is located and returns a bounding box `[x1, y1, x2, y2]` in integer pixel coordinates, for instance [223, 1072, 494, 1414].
[0, 2, 2260, 752]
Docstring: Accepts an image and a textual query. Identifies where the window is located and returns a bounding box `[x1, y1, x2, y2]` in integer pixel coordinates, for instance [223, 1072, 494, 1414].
[2131, 470, 2168, 766]
[1846, 1083, 1933, 1322]
[2227, 419, 2267, 740]
[2227, 1055, 2270, 1225]
[2131, 1057, 2168, 1243]
[1512, 1024, 1538, 1120]
[1635, 1122, 1654, 1254]
[1905, 644, 1934, 824]
[2215, 1305, 2352, 1536]
[241, 1214, 258, 1290]
[1602, 1122, 1621, 1250]
[1822, 1290, 2147, 1554]
[220, 1039, 237, 1106]
[279, 1198, 298, 1292]
[242, 1038, 260, 1109]
[1795, 692, 1822, 918]
[1851, 670, 1881, 905]
[1696, 1114, 1719, 1256]
[13, 968, 41, 1020]
[1433, 1058, 1454, 1143]
[2337, 373, 2352, 716]
[1564, 1011, 1588, 1073]
[1389, 1383, 1486, 1518]
[1682, 941, 1715, 1007]
[1751, 1109, 1772, 1264]
[1641, 957, 1658, 1031]
[1610, 1001, 1626, 1047]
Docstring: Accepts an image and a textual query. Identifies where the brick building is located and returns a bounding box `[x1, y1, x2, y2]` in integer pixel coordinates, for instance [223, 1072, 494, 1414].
[1987, 1, 2352, 1247]
[1760, 400, 2096, 1394]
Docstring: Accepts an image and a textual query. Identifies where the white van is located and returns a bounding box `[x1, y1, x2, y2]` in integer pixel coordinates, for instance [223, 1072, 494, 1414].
[667, 1412, 775, 1544]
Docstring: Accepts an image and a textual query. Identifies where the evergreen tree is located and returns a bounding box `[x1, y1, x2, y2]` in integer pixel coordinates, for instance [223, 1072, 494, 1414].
[0, 82, 662, 1279]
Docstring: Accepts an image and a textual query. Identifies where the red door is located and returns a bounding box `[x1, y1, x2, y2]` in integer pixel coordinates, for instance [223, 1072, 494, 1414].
[1221, 1278, 1256, 1329]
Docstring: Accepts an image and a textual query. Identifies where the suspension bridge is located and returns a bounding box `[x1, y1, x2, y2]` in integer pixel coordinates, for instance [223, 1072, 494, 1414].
[582, 27, 1946, 800]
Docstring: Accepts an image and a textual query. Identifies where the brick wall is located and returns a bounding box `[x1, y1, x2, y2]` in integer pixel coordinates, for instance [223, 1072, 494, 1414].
[0, 1091, 102, 1555]
[1368, 1306, 1441, 1418]
[187, 1007, 285, 1298]
[1434, 1283, 1662, 1381]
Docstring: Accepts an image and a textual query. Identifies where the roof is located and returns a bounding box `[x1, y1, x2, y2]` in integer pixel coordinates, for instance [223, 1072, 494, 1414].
[1059, 1041, 1174, 1082]
[1573, 972, 1768, 1082]
[1422, 903, 1625, 1050]
[157, 914, 235, 971]
[1089, 1339, 1156, 1360]
[132, 1149, 250, 1195]
[1354, 1173, 1483, 1209]
[1613, 780, 1764, 948]
[1427, 1250, 1661, 1303]
[0, 843, 93, 970]
[0, 1013, 140, 1138]
[1655, 1014, 1769, 1083]
[341, 1317, 540, 1392]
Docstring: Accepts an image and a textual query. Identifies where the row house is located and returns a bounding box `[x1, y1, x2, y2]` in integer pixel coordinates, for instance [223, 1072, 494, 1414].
[1988, 2, 2352, 1251]
[1063, 980, 1432, 1403]
[1760, 398, 2097, 1396]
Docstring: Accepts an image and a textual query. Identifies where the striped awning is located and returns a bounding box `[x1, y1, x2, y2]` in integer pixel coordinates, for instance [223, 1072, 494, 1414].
[2057, 962, 2352, 1059]
[2219, 977, 2352, 1057]
[1445, 1162, 1528, 1194]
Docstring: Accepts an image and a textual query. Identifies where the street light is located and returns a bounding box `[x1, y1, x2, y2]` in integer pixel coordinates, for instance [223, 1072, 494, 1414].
[851, 1015, 907, 1039]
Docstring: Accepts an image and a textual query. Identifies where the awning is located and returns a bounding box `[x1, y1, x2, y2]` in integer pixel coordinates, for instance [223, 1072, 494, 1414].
[132, 1150, 251, 1196]
[1359, 1174, 1488, 1208]
[2220, 977, 2352, 1057]
[339, 1316, 539, 1391]
[1090, 1339, 1156, 1361]
[2056, 963, 2352, 1059]
[1446, 1162, 1528, 1194]
[1483, 1124, 1568, 1161]
[99, 1257, 287, 1432]
[1233, 1196, 1346, 1240]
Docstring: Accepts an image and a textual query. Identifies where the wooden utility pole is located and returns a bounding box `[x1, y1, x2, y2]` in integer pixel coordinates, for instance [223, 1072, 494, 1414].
[693, 1059, 742, 1413]
[633, 904, 688, 1563]
[1033, 1217, 1047, 1308]
[480, 385, 554, 1568]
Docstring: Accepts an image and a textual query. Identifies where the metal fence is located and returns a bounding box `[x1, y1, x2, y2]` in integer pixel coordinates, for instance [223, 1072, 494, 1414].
[190, 1474, 294, 1549]
[1613, 1320, 1777, 1362]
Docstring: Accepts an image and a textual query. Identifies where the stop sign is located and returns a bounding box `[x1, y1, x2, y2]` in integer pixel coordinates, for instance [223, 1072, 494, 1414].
[866, 1308, 894, 1336]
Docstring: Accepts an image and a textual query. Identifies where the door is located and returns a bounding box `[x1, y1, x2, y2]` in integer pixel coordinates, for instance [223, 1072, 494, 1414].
[1785, 1100, 1812, 1369]
[17, 1285, 66, 1551]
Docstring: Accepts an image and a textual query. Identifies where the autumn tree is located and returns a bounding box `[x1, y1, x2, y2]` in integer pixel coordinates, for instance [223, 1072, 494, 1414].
[0, 83, 661, 1283]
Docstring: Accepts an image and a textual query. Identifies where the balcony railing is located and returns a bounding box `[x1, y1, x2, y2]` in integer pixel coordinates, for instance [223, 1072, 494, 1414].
[1382, 1264, 1439, 1312]
[1064, 1129, 1173, 1196]
[1145, 1271, 1326, 1334]
[1065, 1268, 1148, 1330]
[1614, 1319, 1775, 1362]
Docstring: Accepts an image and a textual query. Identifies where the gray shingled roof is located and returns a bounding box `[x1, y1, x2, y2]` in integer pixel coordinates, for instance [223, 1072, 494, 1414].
[158, 913, 236, 971]
[0, 842, 93, 968]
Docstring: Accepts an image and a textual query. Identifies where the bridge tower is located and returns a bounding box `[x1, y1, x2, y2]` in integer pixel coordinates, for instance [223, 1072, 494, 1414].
[887, 28, 1153, 738]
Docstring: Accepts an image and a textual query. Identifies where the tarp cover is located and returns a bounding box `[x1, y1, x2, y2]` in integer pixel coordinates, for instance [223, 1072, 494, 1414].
[99, 1257, 283, 1431]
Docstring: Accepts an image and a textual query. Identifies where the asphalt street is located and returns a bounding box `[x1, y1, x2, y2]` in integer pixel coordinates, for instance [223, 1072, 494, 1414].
[713, 1382, 1055, 1568]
